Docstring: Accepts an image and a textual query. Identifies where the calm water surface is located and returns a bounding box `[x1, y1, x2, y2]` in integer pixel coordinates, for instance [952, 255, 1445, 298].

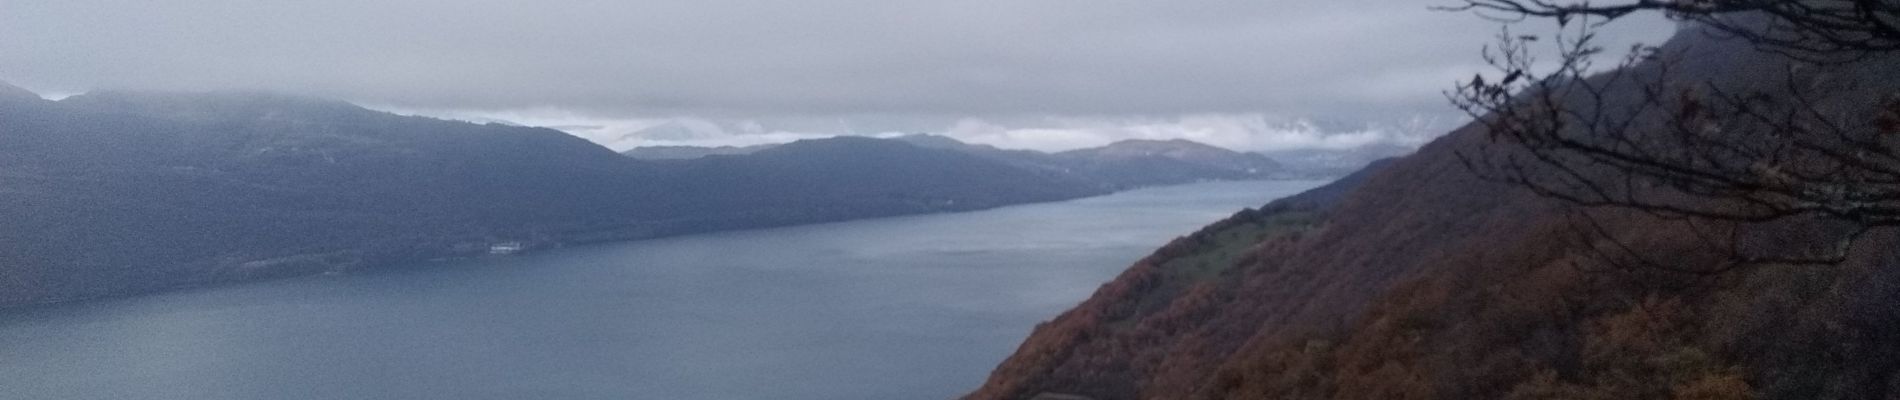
[0, 180, 1323, 400]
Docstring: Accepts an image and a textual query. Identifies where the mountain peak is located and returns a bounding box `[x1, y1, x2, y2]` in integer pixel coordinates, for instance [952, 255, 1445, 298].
[1101, 138, 1229, 151]
[888, 133, 996, 151]
[1064, 138, 1246, 160]
[889, 133, 963, 145]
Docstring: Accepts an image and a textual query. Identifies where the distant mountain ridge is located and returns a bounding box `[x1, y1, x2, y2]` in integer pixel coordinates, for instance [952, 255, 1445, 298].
[628, 134, 1379, 190]
[1053, 139, 1293, 189]
[620, 144, 773, 160]
[1058, 139, 1259, 161]
[0, 86, 1108, 307]
[1260, 143, 1415, 177]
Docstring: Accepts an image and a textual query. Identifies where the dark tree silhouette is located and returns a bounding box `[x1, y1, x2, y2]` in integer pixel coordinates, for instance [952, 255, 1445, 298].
[1445, 1, 1900, 272]
[1443, 0, 1900, 61]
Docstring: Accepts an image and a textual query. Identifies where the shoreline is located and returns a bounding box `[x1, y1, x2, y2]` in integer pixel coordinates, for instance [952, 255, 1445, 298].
[0, 178, 1333, 311]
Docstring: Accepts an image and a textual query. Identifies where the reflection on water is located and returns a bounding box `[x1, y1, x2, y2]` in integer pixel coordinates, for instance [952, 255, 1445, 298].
[0, 180, 1322, 400]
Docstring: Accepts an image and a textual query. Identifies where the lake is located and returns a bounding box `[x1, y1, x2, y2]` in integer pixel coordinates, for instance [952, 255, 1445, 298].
[0, 180, 1323, 400]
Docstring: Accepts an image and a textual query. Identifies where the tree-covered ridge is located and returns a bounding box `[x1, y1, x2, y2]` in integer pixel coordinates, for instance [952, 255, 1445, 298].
[971, 19, 1900, 400]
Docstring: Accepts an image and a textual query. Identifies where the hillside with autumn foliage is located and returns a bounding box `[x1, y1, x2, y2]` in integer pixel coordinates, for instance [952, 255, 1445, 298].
[969, 23, 1900, 400]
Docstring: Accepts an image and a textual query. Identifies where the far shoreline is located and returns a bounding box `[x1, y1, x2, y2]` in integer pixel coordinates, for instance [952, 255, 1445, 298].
[0, 178, 1337, 312]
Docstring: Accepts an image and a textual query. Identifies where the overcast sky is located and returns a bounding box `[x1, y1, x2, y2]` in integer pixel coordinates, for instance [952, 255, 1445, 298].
[0, 0, 1677, 151]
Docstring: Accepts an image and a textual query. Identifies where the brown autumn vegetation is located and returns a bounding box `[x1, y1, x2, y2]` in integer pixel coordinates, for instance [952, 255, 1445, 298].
[1204, 210, 1899, 400]
[969, 22, 1900, 400]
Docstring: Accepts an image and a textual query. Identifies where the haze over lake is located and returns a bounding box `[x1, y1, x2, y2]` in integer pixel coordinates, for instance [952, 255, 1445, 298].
[0, 180, 1321, 400]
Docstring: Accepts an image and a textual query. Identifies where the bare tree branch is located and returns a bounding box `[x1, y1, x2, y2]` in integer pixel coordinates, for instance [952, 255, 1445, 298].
[1446, 14, 1900, 272]
[1437, 0, 1900, 62]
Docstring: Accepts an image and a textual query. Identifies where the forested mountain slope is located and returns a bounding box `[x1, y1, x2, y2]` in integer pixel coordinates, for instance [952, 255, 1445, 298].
[970, 24, 1900, 400]
[0, 89, 1103, 306]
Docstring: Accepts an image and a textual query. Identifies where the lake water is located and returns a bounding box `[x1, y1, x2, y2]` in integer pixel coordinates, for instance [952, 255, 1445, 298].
[0, 180, 1323, 400]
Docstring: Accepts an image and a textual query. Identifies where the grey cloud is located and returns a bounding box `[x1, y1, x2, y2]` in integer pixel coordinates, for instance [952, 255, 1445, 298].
[0, 0, 1676, 121]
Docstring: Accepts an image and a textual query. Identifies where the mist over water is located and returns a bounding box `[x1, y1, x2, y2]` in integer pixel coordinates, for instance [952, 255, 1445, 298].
[0, 180, 1322, 400]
